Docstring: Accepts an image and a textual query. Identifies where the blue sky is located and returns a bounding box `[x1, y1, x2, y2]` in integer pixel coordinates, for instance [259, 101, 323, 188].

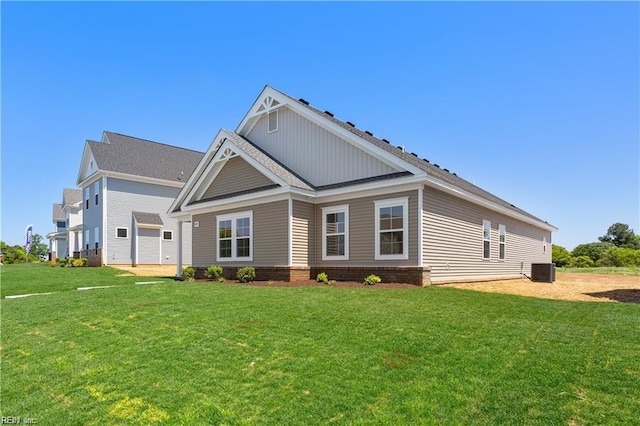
[1, 2, 638, 251]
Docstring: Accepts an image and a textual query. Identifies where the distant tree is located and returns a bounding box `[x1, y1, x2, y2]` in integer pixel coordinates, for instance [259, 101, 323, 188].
[598, 223, 638, 248]
[597, 247, 640, 267]
[571, 242, 614, 264]
[570, 255, 595, 268]
[0, 241, 26, 264]
[29, 234, 49, 261]
[551, 245, 572, 267]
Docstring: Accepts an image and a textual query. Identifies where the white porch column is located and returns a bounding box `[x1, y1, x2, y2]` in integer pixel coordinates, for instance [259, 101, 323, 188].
[176, 220, 183, 278]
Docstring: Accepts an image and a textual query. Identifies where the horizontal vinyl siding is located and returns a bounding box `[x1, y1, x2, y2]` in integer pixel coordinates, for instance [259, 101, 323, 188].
[137, 228, 160, 264]
[202, 157, 274, 200]
[191, 200, 289, 268]
[424, 187, 552, 283]
[315, 190, 419, 268]
[105, 177, 188, 265]
[246, 106, 400, 187]
[292, 200, 314, 266]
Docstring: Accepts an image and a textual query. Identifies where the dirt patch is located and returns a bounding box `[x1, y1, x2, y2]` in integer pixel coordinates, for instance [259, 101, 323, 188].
[111, 265, 178, 277]
[441, 272, 640, 303]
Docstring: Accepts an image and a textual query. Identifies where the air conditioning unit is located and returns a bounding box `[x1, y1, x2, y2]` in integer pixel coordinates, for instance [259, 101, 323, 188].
[531, 263, 556, 283]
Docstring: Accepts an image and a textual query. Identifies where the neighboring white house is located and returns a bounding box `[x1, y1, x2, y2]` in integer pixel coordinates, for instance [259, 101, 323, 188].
[76, 131, 204, 267]
[46, 203, 67, 260]
[62, 188, 84, 258]
[169, 85, 557, 285]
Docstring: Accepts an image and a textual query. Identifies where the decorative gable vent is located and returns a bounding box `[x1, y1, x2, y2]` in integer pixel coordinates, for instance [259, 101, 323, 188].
[220, 147, 237, 161]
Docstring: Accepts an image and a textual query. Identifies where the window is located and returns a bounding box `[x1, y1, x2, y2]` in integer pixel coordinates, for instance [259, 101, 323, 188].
[217, 211, 253, 261]
[116, 227, 128, 239]
[375, 197, 409, 260]
[94, 181, 100, 205]
[94, 227, 100, 255]
[268, 109, 278, 133]
[322, 205, 349, 260]
[84, 187, 90, 210]
[85, 231, 90, 253]
[482, 220, 491, 260]
[162, 230, 173, 241]
[57, 221, 66, 230]
[499, 224, 506, 260]
[543, 236, 547, 253]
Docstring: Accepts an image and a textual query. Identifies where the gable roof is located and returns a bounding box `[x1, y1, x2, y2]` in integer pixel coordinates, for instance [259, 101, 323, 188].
[133, 211, 164, 227]
[270, 87, 549, 224]
[79, 131, 204, 185]
[62, 188, 82, 207]
[52, 204, 65, 222]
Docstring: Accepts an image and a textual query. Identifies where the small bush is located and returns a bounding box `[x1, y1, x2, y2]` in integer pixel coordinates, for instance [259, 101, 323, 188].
[316, 272, 329, 283]
[328, 279, 336, 286]
[57, 258, 68, 267]
[237, 267, 256, 283]
[48, 260, 57, 267]
[182, 266, 195, 281]
[204, 265, 223, 281]
[72, 258, 85, 267]
[79, 258, 88, 266]
[363, 274, 382, 285]
[217, 277, 226, 283]
[570, 255, 594, 268]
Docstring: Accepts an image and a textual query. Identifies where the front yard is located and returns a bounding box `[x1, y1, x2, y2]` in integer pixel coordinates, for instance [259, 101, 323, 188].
[1, 264, 638, 424]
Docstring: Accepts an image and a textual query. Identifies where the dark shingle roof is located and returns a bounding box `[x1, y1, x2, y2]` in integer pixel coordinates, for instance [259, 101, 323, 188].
[275, 88, 547, 224]
[88, 131, 204, 183]
[62, 188, 82, 206]
[52, 204, 65, 222]
[132, 211, 164, 226]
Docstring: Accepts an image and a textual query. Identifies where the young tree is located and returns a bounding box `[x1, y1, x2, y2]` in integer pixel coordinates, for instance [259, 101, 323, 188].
[599, 223, 638, 248]
[29, 234, 49, 261]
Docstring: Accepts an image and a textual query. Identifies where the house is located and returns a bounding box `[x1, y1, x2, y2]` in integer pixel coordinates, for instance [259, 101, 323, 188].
[169, 86, 557, 285]
[76, 131, 204, 267]
[46, 203, 67, 260]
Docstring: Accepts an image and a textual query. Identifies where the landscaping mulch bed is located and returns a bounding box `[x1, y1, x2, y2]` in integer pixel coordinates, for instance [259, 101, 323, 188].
[194, 279, 419, 289]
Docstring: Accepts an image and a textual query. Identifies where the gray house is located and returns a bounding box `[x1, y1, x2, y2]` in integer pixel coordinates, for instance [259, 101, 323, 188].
[77, 131, 204, 267]
[169, 86, 556, 285]
[46, 203, 67, 260]
[46, 188, 84, 260]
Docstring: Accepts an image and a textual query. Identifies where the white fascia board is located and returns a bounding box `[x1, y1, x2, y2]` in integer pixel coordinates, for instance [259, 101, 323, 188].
[180, 188, 291, 216]
[168, 130, 227, 215]
[236, 86, 424, 176]
[423, 175, 558, 232]
[78, 171, 184, 189]
[308, 176, 426, 204]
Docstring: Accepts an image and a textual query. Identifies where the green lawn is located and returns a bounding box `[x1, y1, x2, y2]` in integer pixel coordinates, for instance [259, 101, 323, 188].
[558, 266, 640, 276]
[1, 264, 639, 424]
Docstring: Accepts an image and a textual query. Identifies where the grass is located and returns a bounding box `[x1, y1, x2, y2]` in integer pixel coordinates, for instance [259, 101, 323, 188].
[1, 264, 639, 424]
[0, 263, 168, 298]
[558, 266, 640, 276]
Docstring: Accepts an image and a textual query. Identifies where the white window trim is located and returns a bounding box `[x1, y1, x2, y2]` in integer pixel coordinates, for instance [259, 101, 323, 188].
[268, 109, 278, 133]
[115, 227, 128, 239]
[94, 181, 100, 205]
[498, 224, 506, 261]
[543, 236, 547, 253]
[482, 219, 491, 260]
[374, 197, 409, 260]
[322, 204, 349, 261]
[84, 187, 90, 209]
[162, 230, 174, 241]
[216, 210, 253, 262]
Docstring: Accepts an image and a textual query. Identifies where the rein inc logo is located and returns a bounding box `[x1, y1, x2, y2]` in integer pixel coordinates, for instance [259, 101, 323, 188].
[1, 418, 36, 424]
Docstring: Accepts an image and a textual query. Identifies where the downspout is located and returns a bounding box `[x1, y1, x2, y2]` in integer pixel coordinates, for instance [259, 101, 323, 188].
[102, 176, 108, 265]
[288, 196, 293, 266]
[418, 186, 424, 267]
[176, 220, 183, 278]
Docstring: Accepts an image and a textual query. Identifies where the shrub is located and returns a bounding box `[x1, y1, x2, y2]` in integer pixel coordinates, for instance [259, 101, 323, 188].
[363, 274, 382, 285]
[72, 258, 86, 267]
[571, 242, 614, 264]
[316, 272, 329, 283]
[48, 260, 57, 267]
[551, 245, 572, 267]
[237, 267, 256, 283]
[57, 258, 68, 267]
[182, 266, 195, 281]
[597, 247, 640, 267]
[204, 265, 223, 281]
[570, 255, 594, 268]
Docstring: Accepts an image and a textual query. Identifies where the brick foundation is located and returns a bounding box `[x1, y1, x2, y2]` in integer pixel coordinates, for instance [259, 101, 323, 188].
[192, 265, 429, 286]
[83, 249, 103, 267]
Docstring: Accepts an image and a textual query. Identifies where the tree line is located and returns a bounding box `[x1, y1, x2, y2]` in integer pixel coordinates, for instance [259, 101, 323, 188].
[553, 223, 640, 268]
[0, 234, 49, 264]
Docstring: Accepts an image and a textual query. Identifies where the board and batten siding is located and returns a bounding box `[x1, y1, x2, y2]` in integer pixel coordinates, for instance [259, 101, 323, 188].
[314, 190, 419, 268]
[245, 106, 400, 187]
[201, 157, 274, 200]
[105, 177, 191, 265]
[191, 200, 289, 268]
[423, 187, 552, 283]
[292, 200, 315, 266]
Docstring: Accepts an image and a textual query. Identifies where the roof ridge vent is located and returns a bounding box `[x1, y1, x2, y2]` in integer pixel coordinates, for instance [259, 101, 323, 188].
[346, 121, 355, 127]
[444, 168, 450, 173]
[298, 98, 309, 105]
[364, 130, 373, 136]
[410, 152, 418, 157]
[422, 158, 430, 163]
[434, 164, 440, 168]
[382, 138, 391, 144]
[324, 110, 334, 117]
[397, 145, 405, 152]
